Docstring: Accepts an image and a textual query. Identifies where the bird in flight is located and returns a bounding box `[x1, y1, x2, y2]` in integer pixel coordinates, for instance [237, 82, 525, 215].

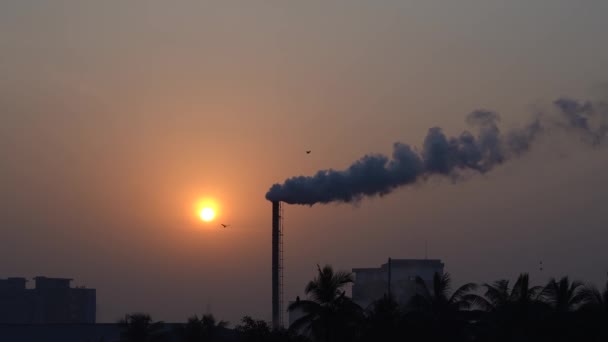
[221, 224, 230, 228]
[306, 150, 311, 154]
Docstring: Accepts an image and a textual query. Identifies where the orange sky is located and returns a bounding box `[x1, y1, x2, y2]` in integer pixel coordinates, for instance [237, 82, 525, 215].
[1, 1, 608, 324]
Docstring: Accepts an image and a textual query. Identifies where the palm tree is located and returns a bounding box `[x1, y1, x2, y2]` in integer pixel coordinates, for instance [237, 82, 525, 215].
[580, 280, 608, 314]
[409, 272, 479, 314]
[578, 280, 608, 341]
[362, 294, 402, 342]
[475, 274, 546, 342]
[533, 277, 587, 341]
[477, 273, 544, 312]
[476, 279, 510, 312]
[177, 314, 228, 342]
[542, 277, 585, 313]
[118, 313, 166, 342]
[406, 272, 479, 342]
[287, 264, 362, 342]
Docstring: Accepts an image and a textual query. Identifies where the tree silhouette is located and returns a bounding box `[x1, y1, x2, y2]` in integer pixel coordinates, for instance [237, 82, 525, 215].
[577, 280, 608, 341]
[475, 279, 510, 312]
[176, 314, 228, 342]
[580, 280, 608, 314]
[475, 274, 546, 342]
[287, 264, 362, 342]
[110, 273, 608, 342]
[361, 294, 402, 342]
[409, 272, 479, 313]
[542, 277, 585, 313]
[476, 273, 544, 312]
[118, 313, 167, 342]
[235, 316, 272, 342]
[406, 272, 478, 341]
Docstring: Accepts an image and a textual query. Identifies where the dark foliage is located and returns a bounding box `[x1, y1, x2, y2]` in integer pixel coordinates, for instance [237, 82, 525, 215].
[118, 313, 167, 342]
[404, 272, 480, 341]
[175, 314, 228, 342]
[287, 265, 363, 342]
[235, 316, 308, 342]
[120, 273, 608, 342]
[360, 294, 403, 342]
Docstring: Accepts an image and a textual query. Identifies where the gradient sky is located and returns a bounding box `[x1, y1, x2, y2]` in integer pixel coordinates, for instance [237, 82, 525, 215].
[1, 1, 608, 324]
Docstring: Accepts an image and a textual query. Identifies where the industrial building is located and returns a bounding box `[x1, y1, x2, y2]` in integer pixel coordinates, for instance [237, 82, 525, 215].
[0, 276, 95, 324]
[288, 259, 444, 327]
[352, 258, 444, 309]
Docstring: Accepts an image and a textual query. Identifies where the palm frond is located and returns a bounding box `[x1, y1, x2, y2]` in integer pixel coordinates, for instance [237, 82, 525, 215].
[305, 280, 320, 297]
[579, 284, 603, 309]
[567, 279, 585, 308]
[511, 273, 530, 302]
[482, 280, 510, 308]
[288, 299, 320, 313]
[435, 272, 452, 300]
[333, 271, 355, 287]
[414, 275, 432, 301]
[456, 293, 484, 310]
[450, 282, 478, 304]
[469, 294, 493, 311]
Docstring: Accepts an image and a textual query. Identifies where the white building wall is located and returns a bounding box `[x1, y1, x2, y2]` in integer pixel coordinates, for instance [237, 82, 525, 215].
[352, 259, 444, 310]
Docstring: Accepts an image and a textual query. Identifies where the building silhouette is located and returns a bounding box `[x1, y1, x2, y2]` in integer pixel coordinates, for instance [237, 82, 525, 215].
[352, 258, 444, 309]
[288, 258, 445, 327]
[0, 276, 95, 324]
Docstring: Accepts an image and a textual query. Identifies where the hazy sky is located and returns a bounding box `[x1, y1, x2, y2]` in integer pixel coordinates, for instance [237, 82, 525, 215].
[1, 1, 608, 324]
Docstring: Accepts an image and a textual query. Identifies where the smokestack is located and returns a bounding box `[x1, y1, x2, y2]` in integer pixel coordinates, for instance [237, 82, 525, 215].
[387, 257, 392, 298]
[271, 201, 281, 330]
[263, 96, 606, 330]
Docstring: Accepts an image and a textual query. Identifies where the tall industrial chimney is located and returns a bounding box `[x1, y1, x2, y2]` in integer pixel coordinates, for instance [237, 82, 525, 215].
[271, 201, 281, 330]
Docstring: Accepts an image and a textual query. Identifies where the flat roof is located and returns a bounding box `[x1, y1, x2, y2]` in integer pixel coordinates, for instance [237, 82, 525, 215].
[34, 277, 73, 280]
[352, 259, 444, 273]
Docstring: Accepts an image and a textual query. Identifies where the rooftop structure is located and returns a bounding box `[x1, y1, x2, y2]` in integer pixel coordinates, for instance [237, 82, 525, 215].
[0, 276, 95, 324]
[34, 277, 73, 290]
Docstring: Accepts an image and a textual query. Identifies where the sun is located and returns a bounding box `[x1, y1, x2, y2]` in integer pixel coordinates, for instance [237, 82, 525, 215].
[194, 198, 220, 224]
[199, 207, 216, 222]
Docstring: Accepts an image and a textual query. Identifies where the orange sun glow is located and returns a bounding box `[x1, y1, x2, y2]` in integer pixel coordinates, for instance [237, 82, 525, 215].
[199, 207, 216, 222]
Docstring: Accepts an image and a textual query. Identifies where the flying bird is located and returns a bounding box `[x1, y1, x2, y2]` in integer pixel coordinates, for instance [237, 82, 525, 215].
[221, 224, 230, 228]
[306, 150, 311, 154]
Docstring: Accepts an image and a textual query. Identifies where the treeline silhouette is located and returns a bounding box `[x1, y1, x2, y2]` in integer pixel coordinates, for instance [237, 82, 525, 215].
[116, 265, 608, 342]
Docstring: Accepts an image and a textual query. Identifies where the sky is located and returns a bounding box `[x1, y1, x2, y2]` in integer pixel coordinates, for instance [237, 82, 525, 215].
[1, 0, 608, 324]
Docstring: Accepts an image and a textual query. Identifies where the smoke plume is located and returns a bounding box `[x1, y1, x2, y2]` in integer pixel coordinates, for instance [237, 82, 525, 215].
[266, 98, 607, 205]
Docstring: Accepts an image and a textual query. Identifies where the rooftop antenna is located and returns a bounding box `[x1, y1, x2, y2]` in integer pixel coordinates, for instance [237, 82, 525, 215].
[425, 240, 428, 260]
